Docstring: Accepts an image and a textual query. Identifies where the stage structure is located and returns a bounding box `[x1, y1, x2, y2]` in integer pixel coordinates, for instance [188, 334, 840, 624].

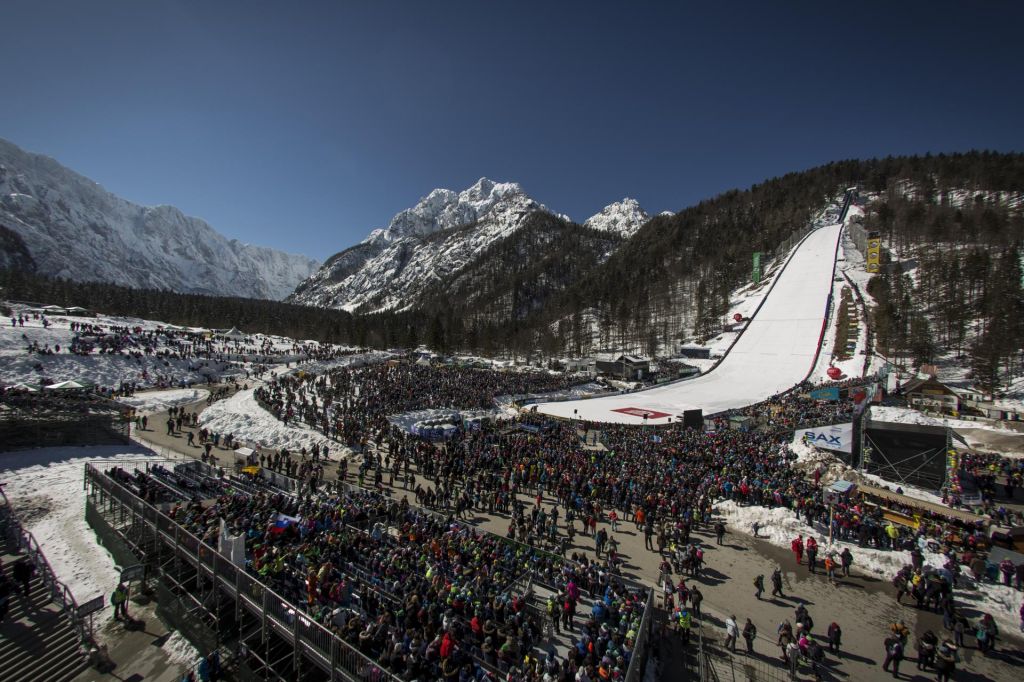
[860, 406, 953, 490]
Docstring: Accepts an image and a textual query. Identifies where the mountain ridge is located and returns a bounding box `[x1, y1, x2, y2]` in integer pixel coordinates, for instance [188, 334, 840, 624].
[0, 138, 319, 300]
[288, 178, 650, 312]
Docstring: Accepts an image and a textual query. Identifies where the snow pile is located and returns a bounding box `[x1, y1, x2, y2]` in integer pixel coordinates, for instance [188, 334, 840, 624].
[716, 499, 939, 577]
[116, 388, 209, 414]
[743, 431, 1023, 634]
[0, 445, 160, 633]
[198, 388, 341, 457]
[161, 630, 202, 667]
[715, 500, 1022, 634]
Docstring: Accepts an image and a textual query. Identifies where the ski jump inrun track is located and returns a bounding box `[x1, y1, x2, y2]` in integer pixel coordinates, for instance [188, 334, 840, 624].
[535, 219, 846, 426]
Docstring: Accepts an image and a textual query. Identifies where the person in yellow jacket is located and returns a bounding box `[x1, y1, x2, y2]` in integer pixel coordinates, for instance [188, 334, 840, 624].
[676, 607, 692, 645]
[885, 523, 899, 549]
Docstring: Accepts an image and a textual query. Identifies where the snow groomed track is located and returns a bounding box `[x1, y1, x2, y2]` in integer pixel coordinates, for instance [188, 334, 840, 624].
[535, 221, 845, 425]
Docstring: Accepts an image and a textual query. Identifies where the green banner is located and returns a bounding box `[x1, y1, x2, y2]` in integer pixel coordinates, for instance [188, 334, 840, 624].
[752, 252, 762, 284]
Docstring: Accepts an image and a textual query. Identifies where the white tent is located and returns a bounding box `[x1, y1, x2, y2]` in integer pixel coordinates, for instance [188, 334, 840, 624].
[5, 382, 41, 392]
[46, 380, 91, 390]
[234, 447, 256, 464]
[221, 327, 246, 340]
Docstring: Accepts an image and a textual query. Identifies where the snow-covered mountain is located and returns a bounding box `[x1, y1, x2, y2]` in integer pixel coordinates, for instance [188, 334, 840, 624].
[0, 138, 319, 300]
[291, 178, 561, 311]
[583, 198, 650, 238]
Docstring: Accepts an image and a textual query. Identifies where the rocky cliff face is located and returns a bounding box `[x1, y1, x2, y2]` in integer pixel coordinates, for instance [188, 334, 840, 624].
[290, 178, 579, 312]
[0, 138, 319, 299]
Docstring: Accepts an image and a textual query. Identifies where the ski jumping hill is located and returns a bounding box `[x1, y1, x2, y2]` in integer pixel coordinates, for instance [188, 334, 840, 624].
[535, 221, 845, 425]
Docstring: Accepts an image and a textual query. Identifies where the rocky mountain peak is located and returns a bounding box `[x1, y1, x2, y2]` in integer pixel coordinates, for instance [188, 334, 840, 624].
[584, 198, 650, 238]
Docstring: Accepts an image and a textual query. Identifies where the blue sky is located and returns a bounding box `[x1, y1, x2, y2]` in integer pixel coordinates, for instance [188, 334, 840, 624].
[2, 1, 1022, 259]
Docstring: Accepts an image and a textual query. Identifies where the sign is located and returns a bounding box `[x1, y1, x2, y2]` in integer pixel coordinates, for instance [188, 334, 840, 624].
[752, 252, 762, 284]
[866, 237, 881, 273]
[809, 387, 840, 402]
[612, 407, 671, 419]
[77, 595, 104, 617]
[120, 564, 146, 582]
[796, 422, 853, 454]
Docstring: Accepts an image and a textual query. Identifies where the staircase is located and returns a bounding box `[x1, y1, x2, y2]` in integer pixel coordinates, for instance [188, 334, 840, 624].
[0, 513, 89, 681]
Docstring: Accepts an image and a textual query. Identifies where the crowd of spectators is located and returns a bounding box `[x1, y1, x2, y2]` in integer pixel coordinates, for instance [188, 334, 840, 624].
[253, 359, 580, 449]
[97, 355, 1024, 680]
[117, 466, 648, 682]
[959, 451, 1024, 526]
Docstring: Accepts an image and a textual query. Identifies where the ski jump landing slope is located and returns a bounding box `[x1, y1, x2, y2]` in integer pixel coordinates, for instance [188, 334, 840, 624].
[536, 222, 844, 425]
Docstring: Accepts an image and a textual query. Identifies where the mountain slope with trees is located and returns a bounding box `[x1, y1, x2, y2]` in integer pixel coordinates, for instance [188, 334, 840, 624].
[3, 152, 1022, 393]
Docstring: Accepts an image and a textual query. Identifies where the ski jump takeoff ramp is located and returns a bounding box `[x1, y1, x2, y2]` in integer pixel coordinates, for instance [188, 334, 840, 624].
[536, 222, 844, 425]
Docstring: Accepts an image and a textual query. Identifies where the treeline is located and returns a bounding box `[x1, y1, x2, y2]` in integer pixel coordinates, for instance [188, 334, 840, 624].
[863, 183, 1024, 393]
[0, 268, 354, 343]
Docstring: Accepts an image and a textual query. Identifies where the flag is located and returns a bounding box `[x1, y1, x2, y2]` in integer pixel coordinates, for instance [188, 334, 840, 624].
[271, 513, 300, 533]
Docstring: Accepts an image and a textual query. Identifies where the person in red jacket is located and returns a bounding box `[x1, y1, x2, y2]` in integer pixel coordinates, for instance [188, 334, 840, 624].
[792, 535, 804, 565]
[440, 631, 455, 659]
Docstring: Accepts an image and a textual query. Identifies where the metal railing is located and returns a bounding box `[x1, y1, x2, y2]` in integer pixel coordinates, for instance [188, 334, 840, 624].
[0, 485, 93, 650]
[623, 587, 655, 682]
[84, 463, 403, 682]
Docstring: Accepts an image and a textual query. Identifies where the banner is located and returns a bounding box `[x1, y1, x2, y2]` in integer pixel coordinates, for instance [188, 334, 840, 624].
[796, 422, 853, 454]
[809, 387, 840, 401]
[219, 519, 247, 567]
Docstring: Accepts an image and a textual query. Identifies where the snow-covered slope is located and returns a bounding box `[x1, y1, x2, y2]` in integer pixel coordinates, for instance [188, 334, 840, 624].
[583, 198, 649, 238]
[0, 138, 319, 300]
[290, 178, 559, 312]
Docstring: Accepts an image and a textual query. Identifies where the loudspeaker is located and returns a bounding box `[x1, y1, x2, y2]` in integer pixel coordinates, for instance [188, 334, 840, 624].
[682, 409, 703, 429]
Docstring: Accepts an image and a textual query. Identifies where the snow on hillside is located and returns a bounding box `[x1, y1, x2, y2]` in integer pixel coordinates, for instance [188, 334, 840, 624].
[0, 305, 356, 390]
[0, 138, 319, 299]
[583, 198, 649, 238]
[290, 178, 559, 312]
[0, 308, 237, 389]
